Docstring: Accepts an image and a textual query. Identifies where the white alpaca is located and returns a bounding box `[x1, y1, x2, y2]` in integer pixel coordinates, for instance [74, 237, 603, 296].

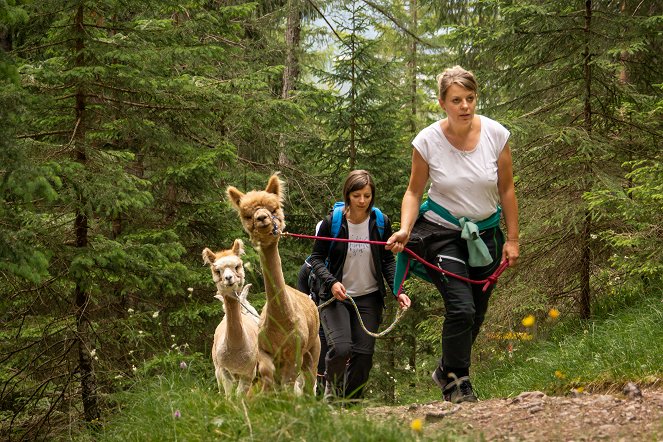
[203, 239, 260, 397]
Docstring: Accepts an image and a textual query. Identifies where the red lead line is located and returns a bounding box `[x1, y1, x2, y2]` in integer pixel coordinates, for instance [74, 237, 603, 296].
[282, 232, 509, 294]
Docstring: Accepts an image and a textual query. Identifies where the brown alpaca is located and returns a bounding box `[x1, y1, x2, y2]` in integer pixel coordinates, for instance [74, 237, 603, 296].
[203, 239, 260, 397]
[227, 174, 321, 394]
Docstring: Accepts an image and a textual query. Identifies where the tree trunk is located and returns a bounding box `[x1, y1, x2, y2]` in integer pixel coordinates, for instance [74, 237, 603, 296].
[0, 28, 12, 52]
[408, 325, 417, 388]
[408, 0, 418, 135]
[579, 0, 593, 319]
[279, 0, 302, 166]
[73, 4, 100, 423]
[349, 29, 357, 169]
[281, 0, 301, 100]
[384, 335, 396, 403]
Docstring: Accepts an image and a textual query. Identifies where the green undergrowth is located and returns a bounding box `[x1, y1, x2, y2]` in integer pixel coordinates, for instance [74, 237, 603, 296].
[473, 288, 663, 399]
[78, 366, 469, 442]
[76, 288, 662, 441]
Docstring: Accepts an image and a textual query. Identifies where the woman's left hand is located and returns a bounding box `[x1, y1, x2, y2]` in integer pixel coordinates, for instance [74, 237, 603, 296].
[502, 240, 519, 267]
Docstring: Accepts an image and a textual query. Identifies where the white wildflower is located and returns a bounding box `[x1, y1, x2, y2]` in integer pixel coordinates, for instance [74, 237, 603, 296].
[132, 365, 137, 373]
[187, 287, 194, 293]
[152, 311, 159, 318]
[90, 349, 97, 357]
[127, 308, 135, 314]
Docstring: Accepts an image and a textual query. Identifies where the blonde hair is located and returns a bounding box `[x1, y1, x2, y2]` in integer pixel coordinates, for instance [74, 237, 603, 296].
[436, 66, 478, 101]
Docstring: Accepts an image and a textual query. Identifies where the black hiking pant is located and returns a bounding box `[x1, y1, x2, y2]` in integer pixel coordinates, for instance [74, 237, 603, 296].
[423, 223, 504, 378]
[320, 292, 382, 399]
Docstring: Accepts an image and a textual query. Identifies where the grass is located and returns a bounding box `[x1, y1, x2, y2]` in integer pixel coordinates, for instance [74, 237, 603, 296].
[76, 368, 468, 442]
[473, 289, 663, 398]
[74, 289, 662, 441]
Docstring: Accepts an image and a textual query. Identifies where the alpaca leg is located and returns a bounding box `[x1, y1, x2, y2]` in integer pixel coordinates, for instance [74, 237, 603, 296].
[294, 374, 305, 396]
[301, 351, 317, 395]
[237, 376, 251, 396]
[215, 367, 224, 394]
[302, 337, 321, 395]
[220, 369, 234, 397]
[258, 350, 275, 392]
[280, 359, 299, 392]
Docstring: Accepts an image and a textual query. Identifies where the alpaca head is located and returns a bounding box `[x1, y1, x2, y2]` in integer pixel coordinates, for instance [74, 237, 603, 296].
[202, 239, 246, 295]
[226, 173, 286, 247]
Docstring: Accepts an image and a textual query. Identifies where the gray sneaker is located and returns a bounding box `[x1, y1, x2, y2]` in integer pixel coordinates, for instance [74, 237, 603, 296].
[442, 376, 478, 403]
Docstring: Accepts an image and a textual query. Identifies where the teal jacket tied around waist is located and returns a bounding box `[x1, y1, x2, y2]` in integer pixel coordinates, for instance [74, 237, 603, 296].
[392, 199, 501, 295]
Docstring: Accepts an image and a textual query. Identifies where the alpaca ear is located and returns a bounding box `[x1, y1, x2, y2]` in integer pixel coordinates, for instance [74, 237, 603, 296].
[240, 283, 252, 300]
[264, 173, 282, 198]
[202, 248, 216, 265]
[226, 186, 244, 210]
[232, 239, 245, 256]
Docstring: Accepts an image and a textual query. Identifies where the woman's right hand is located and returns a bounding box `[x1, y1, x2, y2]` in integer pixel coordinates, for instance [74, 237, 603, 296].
[385, 229, 410, 253]
[331, 281, 348, 300]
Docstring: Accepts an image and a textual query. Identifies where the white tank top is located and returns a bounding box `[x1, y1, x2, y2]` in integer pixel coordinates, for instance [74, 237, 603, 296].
[412, 115, 510, 230]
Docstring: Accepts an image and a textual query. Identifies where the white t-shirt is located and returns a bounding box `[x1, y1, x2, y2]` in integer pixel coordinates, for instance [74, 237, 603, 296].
[342, 216, 379, 297]
[412, 115, 510, 230]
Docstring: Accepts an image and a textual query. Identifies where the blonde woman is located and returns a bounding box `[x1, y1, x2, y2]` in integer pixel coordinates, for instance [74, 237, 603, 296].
[387, 66, 519, 403]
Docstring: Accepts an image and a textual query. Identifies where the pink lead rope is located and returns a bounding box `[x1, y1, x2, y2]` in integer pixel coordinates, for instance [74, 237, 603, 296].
[282, 232, 509, 295]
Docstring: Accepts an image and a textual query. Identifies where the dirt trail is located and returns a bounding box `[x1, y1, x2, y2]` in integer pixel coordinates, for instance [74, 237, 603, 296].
[363, 386, 663, 441]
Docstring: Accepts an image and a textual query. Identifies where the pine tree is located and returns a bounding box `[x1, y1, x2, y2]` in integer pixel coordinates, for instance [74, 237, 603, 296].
[456, 0, 662, 317]
[1, 0, 290, 436]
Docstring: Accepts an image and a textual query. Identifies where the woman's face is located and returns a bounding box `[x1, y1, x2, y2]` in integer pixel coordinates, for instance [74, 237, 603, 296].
[348, 185, 372, 213]
[439, 84, 476, 123]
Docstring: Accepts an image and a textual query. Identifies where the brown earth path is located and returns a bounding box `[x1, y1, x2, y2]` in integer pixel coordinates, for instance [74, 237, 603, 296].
[363, 386, 663, 441]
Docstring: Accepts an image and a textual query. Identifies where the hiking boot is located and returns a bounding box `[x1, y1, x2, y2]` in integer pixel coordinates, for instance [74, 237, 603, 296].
[442, 376, 478, 403]
[431, 366, 449, 391]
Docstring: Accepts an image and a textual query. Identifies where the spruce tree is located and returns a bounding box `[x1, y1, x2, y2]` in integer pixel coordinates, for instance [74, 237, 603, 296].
[1, 0, 291, 436]
[455, 0, 662, 317]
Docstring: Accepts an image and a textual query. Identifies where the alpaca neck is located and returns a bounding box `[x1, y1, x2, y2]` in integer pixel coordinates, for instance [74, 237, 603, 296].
[220, 293, 246, 344]
[258, 240, 293, 317]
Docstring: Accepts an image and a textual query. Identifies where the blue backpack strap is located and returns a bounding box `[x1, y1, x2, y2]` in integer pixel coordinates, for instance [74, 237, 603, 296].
[330, 201, 345, 238]
[371, 207, 385, 239]
[331, 201, 385, 239]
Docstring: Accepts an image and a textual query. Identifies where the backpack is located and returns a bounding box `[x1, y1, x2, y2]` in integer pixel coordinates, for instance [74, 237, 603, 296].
[329, 201, 385, 240]
[302, 202, 386, 302]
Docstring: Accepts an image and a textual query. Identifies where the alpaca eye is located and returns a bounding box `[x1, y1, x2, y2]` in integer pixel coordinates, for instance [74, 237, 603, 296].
[235, 264, 242, 271]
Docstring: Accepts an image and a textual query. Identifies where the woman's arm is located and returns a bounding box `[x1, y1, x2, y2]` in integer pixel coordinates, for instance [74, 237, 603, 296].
[386, 148, 429, 253]
[497, 142, 520, 267]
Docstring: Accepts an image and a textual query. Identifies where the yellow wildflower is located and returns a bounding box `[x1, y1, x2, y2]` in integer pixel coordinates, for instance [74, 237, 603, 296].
[521, 315, 536, 327]
[548, 308, 560, 319]
[554, 370, 566, 379]
[410, 418, 423, 432]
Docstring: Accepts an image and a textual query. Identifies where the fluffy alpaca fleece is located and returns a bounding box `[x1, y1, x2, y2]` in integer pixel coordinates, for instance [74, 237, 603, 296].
[227, 174, 321, 394]
[203, 239, 260, 397]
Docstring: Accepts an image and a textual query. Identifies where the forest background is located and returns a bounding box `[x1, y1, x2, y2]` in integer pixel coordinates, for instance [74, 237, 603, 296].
[0, 0, 661, 440]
